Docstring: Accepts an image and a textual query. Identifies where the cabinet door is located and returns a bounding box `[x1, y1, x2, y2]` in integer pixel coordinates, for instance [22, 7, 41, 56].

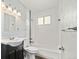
[7, 45, 16, 59]
[16, 44, 24, 59]
[8, 45, 24, 59]
[16, 50, 24, 59]
[8, 50, 16, 59]
[1, 44, 7, 59]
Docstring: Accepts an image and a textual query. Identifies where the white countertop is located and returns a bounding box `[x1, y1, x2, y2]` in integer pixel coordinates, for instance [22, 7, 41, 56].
[1, 38, 26, 46]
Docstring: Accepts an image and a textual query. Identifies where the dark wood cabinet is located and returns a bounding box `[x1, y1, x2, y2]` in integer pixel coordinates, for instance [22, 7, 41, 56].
[1, 44, 7, 59]
[1, 42, 24, 59]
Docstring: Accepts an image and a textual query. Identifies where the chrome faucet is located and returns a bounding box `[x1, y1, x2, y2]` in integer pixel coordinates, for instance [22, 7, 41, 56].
[10, 37, 15, 40]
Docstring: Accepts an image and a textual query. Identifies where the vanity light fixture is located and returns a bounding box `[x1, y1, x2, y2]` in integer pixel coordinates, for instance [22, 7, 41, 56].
[1, 2, 22, 16]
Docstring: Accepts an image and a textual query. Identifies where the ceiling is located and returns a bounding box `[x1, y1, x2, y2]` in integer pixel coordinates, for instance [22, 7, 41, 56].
[20, 0, 58, 13]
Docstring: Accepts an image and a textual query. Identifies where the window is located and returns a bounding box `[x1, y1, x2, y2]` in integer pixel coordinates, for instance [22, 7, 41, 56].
[38, 16, 51, 25]
[38, 17, 43, 25]
[44, 16, 50, 24]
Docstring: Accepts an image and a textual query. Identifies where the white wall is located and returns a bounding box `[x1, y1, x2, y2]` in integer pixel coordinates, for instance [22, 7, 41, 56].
[31, 7, 59, 51]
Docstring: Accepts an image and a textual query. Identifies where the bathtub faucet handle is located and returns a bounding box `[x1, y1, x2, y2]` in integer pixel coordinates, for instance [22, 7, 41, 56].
[59, 46, 64, 51]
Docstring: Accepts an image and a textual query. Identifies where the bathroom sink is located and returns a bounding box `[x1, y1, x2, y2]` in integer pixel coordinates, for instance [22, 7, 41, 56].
[1, 38, 26, 46]
[24, 46, 38, 53]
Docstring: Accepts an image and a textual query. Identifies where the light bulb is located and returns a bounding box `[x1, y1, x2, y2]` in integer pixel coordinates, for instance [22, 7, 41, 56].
[1, 3, 6, 9]
[8, 6, 12, 12]
[13, 9, 17, 14]
[17, 12, 21, 16]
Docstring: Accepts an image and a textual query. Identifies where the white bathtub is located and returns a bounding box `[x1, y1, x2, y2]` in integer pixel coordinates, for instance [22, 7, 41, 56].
[36, 48, 61, 59]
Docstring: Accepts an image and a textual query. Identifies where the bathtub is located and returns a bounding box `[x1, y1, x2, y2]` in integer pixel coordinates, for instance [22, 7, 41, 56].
[36, 48, 61, 59]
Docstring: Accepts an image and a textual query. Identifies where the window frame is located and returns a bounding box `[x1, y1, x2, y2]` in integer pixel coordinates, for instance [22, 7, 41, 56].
[37, 15, 51, 25]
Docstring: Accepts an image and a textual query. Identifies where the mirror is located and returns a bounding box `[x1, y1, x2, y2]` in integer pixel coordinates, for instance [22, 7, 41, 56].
[1, 12, 16, 38]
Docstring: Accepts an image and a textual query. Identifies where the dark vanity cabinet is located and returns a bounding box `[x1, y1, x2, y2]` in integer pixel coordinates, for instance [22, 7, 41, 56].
[1, 44, 7, 59]
[1, 42, 24, 59]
